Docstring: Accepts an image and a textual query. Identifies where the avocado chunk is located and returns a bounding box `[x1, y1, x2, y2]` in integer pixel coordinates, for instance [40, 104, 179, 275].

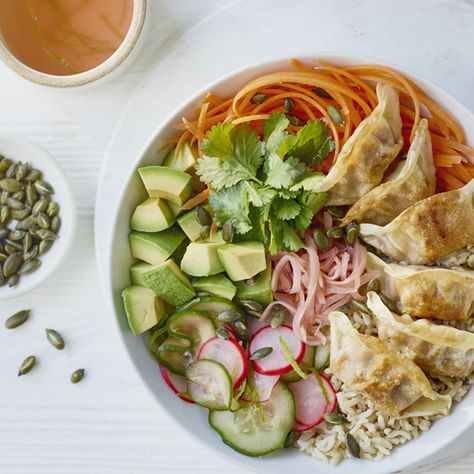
[168, 201, 184, 218]
[138, 166, 193, 205]
[177, 205, 210, 241]
[193, 274, 237, 300]
[143, 259, 196, 305]
[130, 261, 155, 286]
[180, 241, 226, 277]
[129, 227, 186, 266]
[218, 241, 266, 281]
[235, 257, 272, 305]
[130, 197, 175, 232]
[122, 286, 168, 335]
[163, 143, 198, 174]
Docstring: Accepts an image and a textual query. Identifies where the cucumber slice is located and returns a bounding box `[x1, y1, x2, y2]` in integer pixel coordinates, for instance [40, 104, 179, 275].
[156, 336, 192, 374]
[209, 382, 295, 457]
[186, 360, 233, 410]
[181, 296, 243, 317]
[314, 343, 330, 371]
[281, 345, 315, 383]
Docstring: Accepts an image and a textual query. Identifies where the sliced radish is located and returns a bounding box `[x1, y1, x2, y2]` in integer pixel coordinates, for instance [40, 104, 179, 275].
[241, 371, 280, 402]
[159, 365, 194, 403]
[249, 325, 304, 376]
[223, 323, 238, 341]
[198, 336, 248, 389]
[288, 373, 337, 430]
[246, 315, 268, 336]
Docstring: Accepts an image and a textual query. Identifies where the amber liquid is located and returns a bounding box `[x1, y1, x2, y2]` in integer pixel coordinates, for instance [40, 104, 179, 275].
[0, 0, 133, 75]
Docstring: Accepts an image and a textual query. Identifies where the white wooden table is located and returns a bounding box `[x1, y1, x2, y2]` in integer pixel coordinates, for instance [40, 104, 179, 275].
[0, 1, 473, 473]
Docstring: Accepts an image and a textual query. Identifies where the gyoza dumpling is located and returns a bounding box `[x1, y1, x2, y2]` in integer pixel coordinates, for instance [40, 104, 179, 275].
[366, 253, 474, 320]
[360, 179, 474, 264]
[329, 311, 451, 418]
[318, 84, 403, 205]
[367, 292, 474, 378]
[342, 119, 435, 226]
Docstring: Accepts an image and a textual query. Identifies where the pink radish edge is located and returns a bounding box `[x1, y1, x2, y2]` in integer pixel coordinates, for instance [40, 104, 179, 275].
[159, 365, 194, 404]
[241, 371, 281, 402]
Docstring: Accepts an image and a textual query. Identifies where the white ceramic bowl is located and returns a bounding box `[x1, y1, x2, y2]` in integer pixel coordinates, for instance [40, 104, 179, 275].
[0, 135, 76, 299]
[0, 0, 148, 88]
[105, 56, 474, 473]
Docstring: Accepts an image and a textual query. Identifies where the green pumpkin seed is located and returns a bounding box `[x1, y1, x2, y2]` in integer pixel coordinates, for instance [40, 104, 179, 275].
[4, 244, 17, 255]
[3, 252, 22, 277]
[0, 253, 6, 265]
[6, 197, 24, 210]
[38, 239, 53, 256]
[5, 309, 30, 329]
[270, 306, 287, 328]
[286, 113, 305, 126]
[195, 206, 212, 226]
[7, 274, 19, 287]
[0, 178, 21, 192]
[250, 346, 273, 360]
[284, 97, 295, 112]
[240, 300, 263, 312]
[18, 259, 41, 275]
[17, 215, 36, 230]
[222, 220, 234, 243]
[23, 233, 32, 253]
[34, 180, 54, 195]
[5, 163, 17, 178]
[26, 184, 38, 206]
[327, 105, 345, 126]
[45, 328, 65, 350]
[250, 92, 266, 104]
[0, 158, 11, 172]
[351, 299, 371, 315]
[199, 225, 210, 240]
[0, 191, 8, 205]
[216, 327, 231, 340]
[25, 169, 42, 182]
[46, 201, 59, 218]
[0, 226, 8, 239]
[380, 293, 399, 313]
[18, 355, 36, 376]
[0, 206, 10, 224]
[313, 87, 333, 99]
[327, 206, 346, 218]
[323, 412, 348, 424]
[5, 239, 23, 251]
[346, 433, 360, 458]
[345, 222, 360, 246]
[71, 369, 85, 384]
[327, 226, 344, 239]
[367, 278, 381, 293]
[336, 303, 352, 314]
[36, 213, 50, 229]
[0, 268, 5, 286]
[8, 230, 25, 242]
[36, 229, 57, 241]
[12, 190, 25, 202]
[33, 199, 49, 214]
[284, 431, 300, 448]
[23, 245, 39, 262]
[217, 309, 241, 323]
[15, 162, 28, 181]
[11, 205, 31, 221]
[313, 228, 329, 251]
[233, 320, 250, 342]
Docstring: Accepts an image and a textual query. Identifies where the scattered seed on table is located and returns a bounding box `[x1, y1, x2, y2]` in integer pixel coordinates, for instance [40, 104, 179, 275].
[18, 355, 36, 376]
[5, 309, 30, 329]
[45, 328, 65, 350]
[71, 369, 85, 384]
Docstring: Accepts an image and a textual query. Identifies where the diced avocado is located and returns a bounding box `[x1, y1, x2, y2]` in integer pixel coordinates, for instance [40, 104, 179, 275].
[163, 143, 198, 174]
[130, 198, 175, 232]
[218, 241, 266, 281]
[138, 166, 193, 205]
[180, 241, 225, 277]
[122, 286, 168, 335]
[235, 257, 272, 305]
[171, 236, 190, 265]
[168, 201, 184, 217]
[192, 274, 237, 300]
[177, 205, 210, 241]
[129, 228, 186, 266]
[130, 261, 155, 286]
[143, 259, 196, 305]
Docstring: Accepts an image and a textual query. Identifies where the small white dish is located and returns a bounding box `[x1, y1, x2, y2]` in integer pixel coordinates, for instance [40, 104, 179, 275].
[0, 0, 148, 88]
[0, 135, 76, 300]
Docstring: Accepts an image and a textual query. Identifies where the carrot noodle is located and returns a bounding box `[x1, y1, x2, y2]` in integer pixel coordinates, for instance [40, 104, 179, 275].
[181, 188, 209, 210]
[174, 59, 473, 192]
[258, 212, 374, 346]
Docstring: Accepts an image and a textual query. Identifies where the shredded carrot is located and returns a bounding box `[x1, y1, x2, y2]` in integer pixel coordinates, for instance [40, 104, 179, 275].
[181, 188, 210, 210]
[173, 60, 473, 192]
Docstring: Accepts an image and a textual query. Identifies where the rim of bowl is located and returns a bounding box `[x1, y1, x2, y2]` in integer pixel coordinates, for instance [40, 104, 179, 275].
[0, 0, 147, 88]
[102, 52, 474, 473]
[0, 135, 77, 300]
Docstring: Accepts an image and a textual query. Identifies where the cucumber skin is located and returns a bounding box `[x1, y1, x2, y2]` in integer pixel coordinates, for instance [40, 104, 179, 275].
[208, 382, 296, 457]
[179, 295, 244, 317]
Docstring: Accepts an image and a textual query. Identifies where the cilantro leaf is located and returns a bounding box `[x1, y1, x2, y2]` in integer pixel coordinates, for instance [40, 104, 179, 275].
[272, 197, 301, 220]
[287, 120, 335, 165]
[201, 123, 234, 159]
[294, 205, 313, 234]
[233, 124, 265, 175]
[263, 112, 295, 157]
[235, 206, 267, 243]
[281, 222, 304, 252]
[209, 182, 252, 233]
[244, 182, 276, 207]
[299, 191, 328, 214]
[290, 172, 325, 192]
[196, 156, 249, 189]
[265, 154, 307, 189]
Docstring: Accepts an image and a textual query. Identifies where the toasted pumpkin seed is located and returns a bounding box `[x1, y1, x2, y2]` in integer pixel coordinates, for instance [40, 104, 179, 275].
[3, 252, 22, 277]
[0, 206, 9, 225]
[38, 239, 53, 256]
[12, 190, 25, 202]
[327, 105, 345, 125]
[313, 228, 329, 251]
[22, 233, 32, 253]
[34, 180, 54, 195]
[351, 299, 370, 315]
[4, 244, 17, 254]
[323, 412, 348, 424]
[25, 169, 42, 182]
[346, 433, 360, 458]
[270, 306, 287, 328]
[222, 220, 234, 243]
[11, 205, 31, 221]
[5, 239, 23, 251]
[233, 320, 250, 342]
[0, 268, 5, 286]
[217, 309, 241, 323]
[195, 206, 212, 226]
[26, 183, 38, 206]
[36, 212, 50, 229]
[284, 431, 300, 448]
[285, 113, 305, 126]
[8, 230, 25, 242]
[18, 259, 41, 275]
[5, 309, 30, 329]
[367, 278, 381, 293]
[345, 222, 360, 245]
[36, 229, 57, 241]
[51, 216, 61, 233]
[199, 225, 210, 240]
[7, 274, 19, 287]
[0, 158, 11, 172]
[250, 92, 266, 104]
[0, 253, 6, 265]
[6, 197, 24, 210]
[15, 162, 28, 181]
[250, 346, 273, 360]
[0, 178, 21, 192]
[0, 225, 8, 239]
[33, 199, 49, 214]
[336, 303, 352, 314]
[327, 226, 344, 239]
[380, 293, 399, 313]
[313, 87, 333, 99]
[327, 206, 346, 218]
[216, 327, 231, 340]
[0, 191, 8, 205]
[71, 368, 85, 384]
[5, 163, 17, 178]
[46, 201, 59, 218]
[284, 97, 295, 112]
[18, 355, 36, 376]
[23, 245, 39, 262]
[45, 328, 65, 350]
